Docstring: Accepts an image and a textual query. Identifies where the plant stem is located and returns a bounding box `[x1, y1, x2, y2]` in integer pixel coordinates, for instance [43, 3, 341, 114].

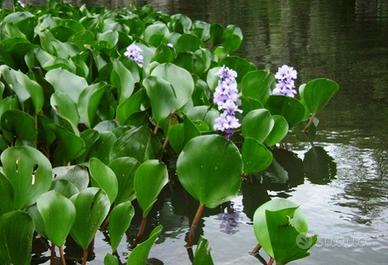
[81, 249, 89, 265]
[268, 257, 274, 265]
[50, 242, 56, 265]
[186, 204, 205, 248]
[59, 246, 67, 265]
[303, 114, 315, 133]
[132, 216, 147, 248]
[249, 244, 261, 256]
[153, 123, 159, 134]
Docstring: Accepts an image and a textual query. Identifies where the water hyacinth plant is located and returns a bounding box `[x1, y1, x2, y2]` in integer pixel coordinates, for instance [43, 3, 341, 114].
[0, 1, 340, 265]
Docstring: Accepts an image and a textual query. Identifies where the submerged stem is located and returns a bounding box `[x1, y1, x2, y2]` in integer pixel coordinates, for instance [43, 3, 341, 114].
[59, 246, 67, 265]
[186, 204, 205, 248]
[268, 257, 274, 265]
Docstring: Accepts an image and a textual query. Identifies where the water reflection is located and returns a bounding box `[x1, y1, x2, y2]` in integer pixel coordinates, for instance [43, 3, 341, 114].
[303, 146, 337, 184]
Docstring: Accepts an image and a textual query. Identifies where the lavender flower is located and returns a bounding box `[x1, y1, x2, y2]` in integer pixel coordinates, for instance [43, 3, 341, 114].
[213, 66, 242, 139]
[124, 44, 143, 67]
[272, 64, 298, 97]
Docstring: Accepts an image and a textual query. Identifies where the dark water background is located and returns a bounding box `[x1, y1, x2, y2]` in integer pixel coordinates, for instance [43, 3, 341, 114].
[6, 0, 388, 264]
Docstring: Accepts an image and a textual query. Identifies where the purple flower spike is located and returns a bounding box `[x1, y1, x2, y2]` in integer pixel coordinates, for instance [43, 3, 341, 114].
[273, 64, 298, 97]
[124, 44, 144, 67]
[213, 66, 241, 139]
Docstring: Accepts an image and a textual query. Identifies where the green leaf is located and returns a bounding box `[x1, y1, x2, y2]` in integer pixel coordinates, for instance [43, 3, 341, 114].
[167, 123, 185, 153]
[206, 67, 221, 92]
[111, 126, 161, 162]
[78, 82, 106, 127]
[97, 30, 119, 49]
[116, 88, 147, 125]
[175, 34, 201, 53]
[176, 135, 242, 208]
[50, 179, 79, 198]
[222, 25, 243, 53]
[300, 78, 339, 114]
[52, 125, 86, 164]
[109, 201, 135, 252]
[70, 188, 111, 250]
[143, 76, 178, 122]
[126, 225, 163, 265]
[151, 63, 194, 109]
[1, 67, 44, 113]
[53, 165, 89, 191]
[242, 109, 274, 143]
[36, 190, 76, 246]
[193, 237, 214, 265]
[89, 158, 118, 204]
[241, 70, 274, 103]
[0, 211, 34, 265]
[265, 115, 289, 146]
[1, 146, 52, 209]
[134, 160, 168, 217]
[0, 174, 14, 215]
[87, 131, 116, 164]
[45, 68, 88, 103]
[266, 207, 317, 264]
[220, 56, 256, 82]
[253, 198, 315, 261]
[192, 20, 210, 41]
[242, 138, 273, 174]
[265, 96, 306, 127]
[111, 59, 135, 102]
[109, 157, 139, 203]
[144, 22, 170, 47]
[50, 91, 80, 130]
[104, 254, 119, 265]
[1, 110, 37, 143]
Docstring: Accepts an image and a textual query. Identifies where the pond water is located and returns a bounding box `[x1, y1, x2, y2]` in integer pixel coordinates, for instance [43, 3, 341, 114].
[23, 0, 388, 264]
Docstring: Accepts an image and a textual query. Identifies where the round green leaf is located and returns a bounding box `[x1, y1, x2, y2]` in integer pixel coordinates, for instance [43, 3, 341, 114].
[109, 157, 139, 203]
[36, 190, 76, 246]
[241, 70, 274, 103]
[0, 211, 34, 265]
[265, 95, 305, 127]
[222, 25, 243, 53]
[70, 187, 111, 250]
[111, 126, 161, 162]
[89, 158, 118, 204]
[78, 82, 106, 128]
[109, 201, 135, 252]
[1, 146, 52, 209]
[175, 34, 201, 53]
[176, 135, 242, 208]
[1, 110, 37, 143]
[253, 198, 317, 263]
[144, 22, 170, 47]
[0, 173, 14, 215]
[242, 109, 274, 143]
[1, 67, 44, 113]
[50, 91, 80, 130]
[242, 138, 273, 174]
[193, 237, 214, 265]
[53, 165, 89, 191]
[143, 76, 178, 122]
[265, 115, 289, 146]
[104, 254, 119, 265]
[45, 68, 88, 103]
[150, 63, 194, 109]
[134, 160, 168, 217]
[126, 225, 163, 265]
[111, 59, 135, 102]
[301, 78, 339, 114]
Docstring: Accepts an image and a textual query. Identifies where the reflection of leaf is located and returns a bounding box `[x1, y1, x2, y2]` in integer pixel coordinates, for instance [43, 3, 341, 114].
[303, 146, 337, 184]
